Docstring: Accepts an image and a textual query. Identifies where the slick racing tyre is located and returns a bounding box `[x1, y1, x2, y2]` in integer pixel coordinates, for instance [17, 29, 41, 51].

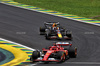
[40, 27, 45, 35]
[57, 51, 66, 62]
[68, 47, 77, 58]
[66, 30, 72, 38]
[30, 51, 40, 61]
[45, 34, 50, 40]
[66, 30, 72, 40]
[45, 29, 50, 40]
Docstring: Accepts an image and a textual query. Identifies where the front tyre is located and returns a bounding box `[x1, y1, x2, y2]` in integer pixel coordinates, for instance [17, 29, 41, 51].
[40, 27, 45, 35]
[57, 51, 66, 62]
[30, 51, 40, 62]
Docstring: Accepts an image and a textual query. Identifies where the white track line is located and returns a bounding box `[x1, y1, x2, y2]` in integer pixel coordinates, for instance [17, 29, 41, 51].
[0, 2, 100, 27]
[65, 62, 100, 64]
[0, 38, 35, 51]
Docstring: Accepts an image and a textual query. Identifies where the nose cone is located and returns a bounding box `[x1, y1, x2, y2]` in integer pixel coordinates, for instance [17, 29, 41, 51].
[58, 34, 62, 38]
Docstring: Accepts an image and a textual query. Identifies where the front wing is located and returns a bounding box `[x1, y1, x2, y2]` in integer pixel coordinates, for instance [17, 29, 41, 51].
[48, 36, 71, 40]
[33, 57, 60, 62]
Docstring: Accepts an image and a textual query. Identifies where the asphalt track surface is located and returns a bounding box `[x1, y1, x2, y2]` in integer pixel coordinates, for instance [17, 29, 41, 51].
[0, 3, 100, 66]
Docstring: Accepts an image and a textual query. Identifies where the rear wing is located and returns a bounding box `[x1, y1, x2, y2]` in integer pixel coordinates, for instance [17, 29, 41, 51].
[44, 22, 60, 25]
[56, 42, 72, 46]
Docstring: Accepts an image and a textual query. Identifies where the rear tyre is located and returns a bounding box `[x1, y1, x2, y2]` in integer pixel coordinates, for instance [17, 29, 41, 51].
[57, 51, 66, 62]
[66, 30, 72, 40]
[40, 27, 45, 35]
[45, 30, 50, 40]
[45, 34, 50, 40]
[68, 47, 77, 58]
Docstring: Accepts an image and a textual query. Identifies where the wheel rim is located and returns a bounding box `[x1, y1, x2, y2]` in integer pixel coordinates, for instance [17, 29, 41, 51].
[61, 54, 65, 61]
[75, 48, 77, 56]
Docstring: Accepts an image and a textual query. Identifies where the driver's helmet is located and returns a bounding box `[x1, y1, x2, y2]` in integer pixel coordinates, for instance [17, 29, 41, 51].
[53, 43, 57, 46]
[57, 27, 59, 30]
[52, 23, 57, 27]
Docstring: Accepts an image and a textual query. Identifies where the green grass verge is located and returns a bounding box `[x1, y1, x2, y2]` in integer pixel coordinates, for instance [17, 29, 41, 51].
[13, 0, 100, 19]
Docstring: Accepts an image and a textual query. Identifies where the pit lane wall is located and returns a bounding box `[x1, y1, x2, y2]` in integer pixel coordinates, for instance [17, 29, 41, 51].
[0, 0, 100, 26]
[0, 38, 33, 66]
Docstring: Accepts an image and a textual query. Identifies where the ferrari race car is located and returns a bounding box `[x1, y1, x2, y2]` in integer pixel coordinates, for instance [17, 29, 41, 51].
[39, 22, 72, 40]
[30, 42, 77, 63]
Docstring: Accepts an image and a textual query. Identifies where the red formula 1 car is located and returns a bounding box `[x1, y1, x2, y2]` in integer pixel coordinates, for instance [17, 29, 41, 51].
[30, 42, 77, 63]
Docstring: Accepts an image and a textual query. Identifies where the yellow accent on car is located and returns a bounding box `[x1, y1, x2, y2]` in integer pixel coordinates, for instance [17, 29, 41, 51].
[58, 34, 62, 38]
[46, 53, 49, 55]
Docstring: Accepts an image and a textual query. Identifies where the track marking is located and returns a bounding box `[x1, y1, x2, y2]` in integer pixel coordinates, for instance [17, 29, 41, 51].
[0, 44, 28, 66]
[0, 2, 100, 27]
[0, 38, 35, 51]
[65, 62, 100, 64]
[0, 38, 37, 66]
